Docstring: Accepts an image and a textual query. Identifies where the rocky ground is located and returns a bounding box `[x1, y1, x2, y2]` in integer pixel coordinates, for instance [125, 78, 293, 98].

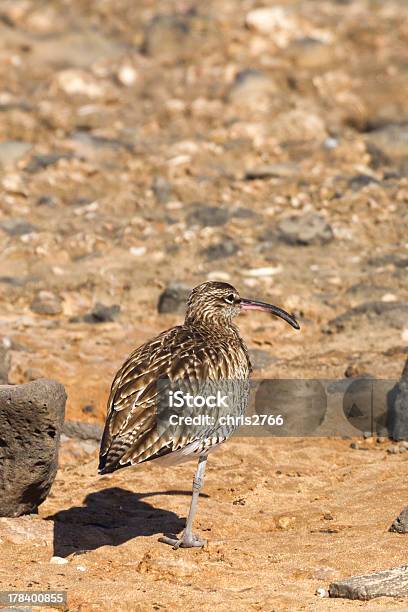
[0, 0, 408, 609]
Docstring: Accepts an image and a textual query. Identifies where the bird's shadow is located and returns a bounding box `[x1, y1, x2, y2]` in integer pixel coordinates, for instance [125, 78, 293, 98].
[46, 487, 208, 558]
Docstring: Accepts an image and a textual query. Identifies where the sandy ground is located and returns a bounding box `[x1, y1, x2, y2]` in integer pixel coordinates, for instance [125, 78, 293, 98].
[2, 437, 408, 610]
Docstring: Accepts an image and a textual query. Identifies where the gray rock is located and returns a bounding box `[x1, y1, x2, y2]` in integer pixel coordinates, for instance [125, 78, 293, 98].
[62, 420, 103, 441]
[329, 302, 408, 332]
[329, 564, 408, 599]
[186, 203, 230, 228]
[69, 302, 120, 323]
[30, 291, 63, 316]
[0, 379, 66, 516]
[0, 219, 38, 236]
[390, 505, 408, 533]
[0, 340, 10, 384]
[387, 358, 408, 441]
[142, 13, 219, 61]
[277, 213, 334, 246]
[365, 124, 408, 160]
[158, 282, 191, 314]
[152, 176, 172, 204]
[25, 152, 73, 173]
[83, 303, 120, 323]
[245, 163, 298, 180]
[348, 174, 380, 191]
[202, 238, 238, 261]
[0, 141, 32, 168]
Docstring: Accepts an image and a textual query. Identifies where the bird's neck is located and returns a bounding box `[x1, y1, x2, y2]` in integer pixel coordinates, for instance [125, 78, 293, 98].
[185, 315, 238, 338]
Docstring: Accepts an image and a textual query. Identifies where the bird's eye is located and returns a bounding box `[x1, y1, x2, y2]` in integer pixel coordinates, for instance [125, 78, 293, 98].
[224, 294, 235, 304]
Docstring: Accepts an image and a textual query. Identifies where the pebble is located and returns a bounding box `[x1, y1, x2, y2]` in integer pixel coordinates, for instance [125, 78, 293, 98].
[83, 303, 120, 323]
[152, 176, 172, 204]
[245, 7, 298, 41]
[158, 282, 191, 314]
[186, 204, 229, 228]
[278, 213, 334, 246]
[202, 239, 238, 261]
[30, 291, 63, 316]
[0, 141, 32, 168]
[315, 587, 330, 598]
[50, 556, 68, 565]
[55, 69, 105, 98]
[117, 64, 138, 87]
[130, 246, 146, 257]
[243, 266, 282, 277]
[0, 219, 38, 236]
[245, 163, 298, 180]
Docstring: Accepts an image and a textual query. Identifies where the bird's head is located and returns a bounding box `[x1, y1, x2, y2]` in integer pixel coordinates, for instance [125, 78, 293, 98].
[185, 281, 300, 330]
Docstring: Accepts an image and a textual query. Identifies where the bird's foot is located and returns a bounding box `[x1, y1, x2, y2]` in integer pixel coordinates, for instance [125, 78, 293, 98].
[159, 531, 206, 549]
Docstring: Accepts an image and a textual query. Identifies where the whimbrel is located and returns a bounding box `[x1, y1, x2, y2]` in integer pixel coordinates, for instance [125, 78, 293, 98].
[99, 281, 299, 548]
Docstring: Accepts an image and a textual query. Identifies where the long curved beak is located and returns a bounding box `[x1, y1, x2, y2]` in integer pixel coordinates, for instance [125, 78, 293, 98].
[240, 298, 300, 330]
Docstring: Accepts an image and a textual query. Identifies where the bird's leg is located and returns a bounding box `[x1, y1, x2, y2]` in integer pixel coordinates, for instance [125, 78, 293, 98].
[160, 454, 208, 549]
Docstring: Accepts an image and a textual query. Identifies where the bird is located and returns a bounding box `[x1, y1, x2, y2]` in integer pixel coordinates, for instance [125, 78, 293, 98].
[98, 281, 300, 548]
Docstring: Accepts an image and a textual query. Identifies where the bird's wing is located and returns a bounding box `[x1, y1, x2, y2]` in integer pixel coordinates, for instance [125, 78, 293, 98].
[98, 326, 236, 472]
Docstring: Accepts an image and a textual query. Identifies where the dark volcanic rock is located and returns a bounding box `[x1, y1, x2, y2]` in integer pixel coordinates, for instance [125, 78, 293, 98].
[158, 282, 191, 314]
[0, 379, 66, 517]
[387, 358, 408, 441]
[83, 303, 120, 323]
[277, 212, 334, 246]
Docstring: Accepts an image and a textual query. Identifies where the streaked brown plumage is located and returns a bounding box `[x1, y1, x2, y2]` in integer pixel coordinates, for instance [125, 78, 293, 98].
[98, 281, 299, 548]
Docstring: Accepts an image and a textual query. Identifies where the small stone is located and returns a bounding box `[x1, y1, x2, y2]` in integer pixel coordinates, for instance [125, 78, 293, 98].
[386, 445, 399, 454]
[83, 303, 120, 323]
[348, 174, 380, 191]
[365, 124, 408, 160]
[1, 173, 26, 194]
[229, 69, 277, 108]
[275, 515, 296, 530]
[117, 64, 138, 87]
[350, 442, 359, 449]
[186, 203, 229, 228]
[55, 69, 105, 98]
[142, 15, 192, 61]
[30, 291, 63, 316]
[76, 565, 87, 572]
[245, 7, 298, 41]
[0, 141, 32, 168]
[245, 163, 298, 180]
[152, 176, 172, 204]
[278, 213, 334, 246]
[315, 587, 329, 598]
[130, 246, 146, 257]
[0, 219, 38, 236]
[288, 37, 335, 69]
[50, 556, 69, 565]
[243, 266, 282, 277]
[158, 283, 191, 315]
[202, 238, 238, 261]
